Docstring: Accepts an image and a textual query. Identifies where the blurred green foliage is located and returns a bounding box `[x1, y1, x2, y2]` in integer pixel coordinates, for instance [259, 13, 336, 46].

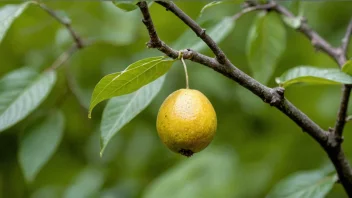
[0, 1, 352, 198]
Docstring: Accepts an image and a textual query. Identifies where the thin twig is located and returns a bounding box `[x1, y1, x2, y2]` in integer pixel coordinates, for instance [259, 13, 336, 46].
[341, 18, 352, 56]
[244, 1, 352, 194]
[137, 1, 162, 49]
[334, 18, 352, 138]
[242, 2, 352, 192]
[47, 45, 78, 71]
[334, 86, 351, 137]
[137, 1, 328, 146]
[137, 1, 352, 195]
[35, 2, 89, 109]
[155, 1, 228, 64]
[36, 2, 84, 49]
[231, 1, 276, 21]
[247, 0, 343, 65]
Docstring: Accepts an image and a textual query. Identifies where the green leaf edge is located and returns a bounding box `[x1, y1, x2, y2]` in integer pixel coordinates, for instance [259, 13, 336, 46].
[275, 67, 352, 88]
[0, 1, 31, 44]
[0, 69, 57, 132]
[18, 109, 65, 182]
[342, 60, 352, 75]
[267, 171, 337, 198]
[99, 76, 165, 156]
[88, 56, 173, 118]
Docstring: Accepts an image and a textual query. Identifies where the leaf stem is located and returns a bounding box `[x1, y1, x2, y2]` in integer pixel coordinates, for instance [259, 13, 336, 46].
[137, 1, 352, 195]
[181, 57, 189, 89]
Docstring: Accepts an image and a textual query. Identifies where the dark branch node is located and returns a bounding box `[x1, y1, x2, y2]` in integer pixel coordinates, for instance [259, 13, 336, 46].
[274, 87, 285, 97]
[37, 2, 84, 49]
[267, 87, 285, 106]
[200, 29, 206, 36]
[138, 1, 352, 194]
[326, 133, 344, 149]
[328, 127, 334, 133]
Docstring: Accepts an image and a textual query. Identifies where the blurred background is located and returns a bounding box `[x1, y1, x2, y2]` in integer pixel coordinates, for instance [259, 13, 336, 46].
[0, 0, 352, 197]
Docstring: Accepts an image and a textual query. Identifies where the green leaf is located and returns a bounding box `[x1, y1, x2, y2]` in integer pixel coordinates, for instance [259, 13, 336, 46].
[100, 76, 165, 156]
[267, 169, 337, 198]
[63, 167, 104, 198]
[247, 12, 286, 84]
[199, 1, 224, 17]
[143, 148, 238, 198]
[18, 110, 65, 182]
[172, 17, 235, 52]
[55, 2, 141, 46]
[0, 2, 30, 43]
[31, 186, 63, 198]
[88, 56, 174, 118]
[290, 0, 301, 16]
[0, 68, 56, 132]
[342, 60, 352, 75]
[282, 0, 303, 29]
[199, 0, 243, 18]
[112, 1, 138, 12]
[275, 66, 352, 87]
[282, 16, 302, 29]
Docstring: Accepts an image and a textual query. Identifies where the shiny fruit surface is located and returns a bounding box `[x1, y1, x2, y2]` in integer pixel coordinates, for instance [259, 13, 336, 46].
[156, 89, 217, 157]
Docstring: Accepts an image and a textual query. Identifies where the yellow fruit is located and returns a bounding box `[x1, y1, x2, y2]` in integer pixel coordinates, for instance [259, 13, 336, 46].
[156, 89, 217, 157]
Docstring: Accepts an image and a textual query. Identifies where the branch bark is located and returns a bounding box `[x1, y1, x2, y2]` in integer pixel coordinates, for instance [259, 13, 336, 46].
[36, 2, 90, 109]
[334, 18, 352, 149]
[46, 45, 78, 71]
[248, 0, 352, 140]
[231, 1, 276, 20]
[341, 18, 352, 57]
[155, 1, 228, 64]
[334, 85, 351, 137]
[36, 2, 84, 49]
[272, 5, 352, 195]
[137, 1, 352, 196]
[35, 2, 87, 71]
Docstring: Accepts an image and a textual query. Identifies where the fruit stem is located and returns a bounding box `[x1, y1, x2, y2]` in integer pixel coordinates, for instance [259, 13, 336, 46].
[181, 57, 189, 89]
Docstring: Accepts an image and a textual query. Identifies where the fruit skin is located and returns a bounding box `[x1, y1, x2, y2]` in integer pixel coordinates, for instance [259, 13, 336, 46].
[156, 89, 217, 157]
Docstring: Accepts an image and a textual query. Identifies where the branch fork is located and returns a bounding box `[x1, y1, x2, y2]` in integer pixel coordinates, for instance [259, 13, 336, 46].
[137, 1, 352, 195]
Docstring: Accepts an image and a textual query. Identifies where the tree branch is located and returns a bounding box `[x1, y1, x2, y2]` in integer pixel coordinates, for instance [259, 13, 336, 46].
[247, 0, 344, 65]
[138, 1, 330, 146]
[231, 1, 276, 20]
[334, 85, 352, 137]
[36, 2, 90, 109]
[137, 1, 352, 195]
[154, 1, 228, 64]
[334, 18, 352, 138]
[244, 1, 352, 194]
[36, 2, 84, 49]
[341, 18, 352, 57]
[46, 45, 78, 71]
